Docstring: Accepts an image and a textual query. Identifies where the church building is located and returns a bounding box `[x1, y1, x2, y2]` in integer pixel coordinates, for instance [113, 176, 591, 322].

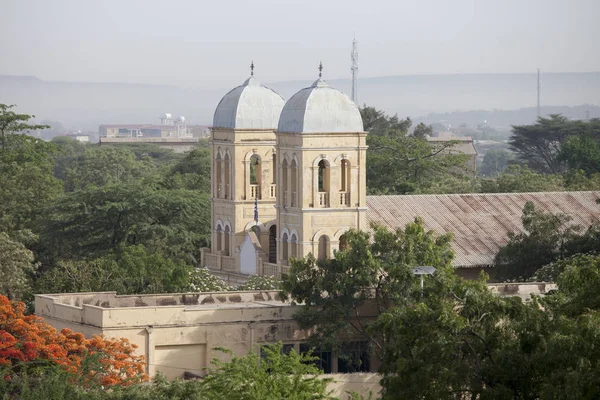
[200, 64, 600, 279]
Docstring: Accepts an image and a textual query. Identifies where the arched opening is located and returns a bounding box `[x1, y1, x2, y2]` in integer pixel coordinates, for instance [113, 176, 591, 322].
[281, 158, 288, 206]
[317, 160, 330, 207]
[250, 225, 260, 234]
[291, 159, 298, 207]
[339, 234, 349, 252]
[291, 234, 298, 259]
[268, 225, 277, 263]
[272, 153, 277, 184]
[216, 224, 223, 252]
[224, 153, 230, 199]
[215, 153, 222, 198]
[224, 225, 230, 256]
[249, 154, 261, 199]
[318, 235, 330, 261]
[281, 232, 289, 263]
[341, 159, 350, 191]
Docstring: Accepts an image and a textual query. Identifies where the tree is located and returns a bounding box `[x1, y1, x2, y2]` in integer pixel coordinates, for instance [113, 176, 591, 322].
[508, 115, 596, 174]
[0, 134, 62, 234]
[62, 146, 156, 192]
[480, 165, 564, 193]
[0, 104, 49, 151]
[479, 149, 514, 177]
[0, 233, 37, 301]
[559, 126, 600, 176]
[163, 147, 211, 192]
[494, 201, 599, 280]
[362, 107, 470, 194]
[39, 184, 210, 262]
[0, 295, 147, 387]
[412, 122, 433, 139]
[281, 219, 454, 361]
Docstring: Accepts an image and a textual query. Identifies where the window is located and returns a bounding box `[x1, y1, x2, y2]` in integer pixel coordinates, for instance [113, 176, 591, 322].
[250, 154, 261, 185]
[337, 342, 370, 373]
[318, 160, 329, 192]
[281, 158, 288, 206]
[281, 232, 289, 261]
[215, 153, 222, 198]
[268, 225, 277, 263]
[300, 344, 332, 374]
[224, 225, 230, 256]
[223, 153, 230, 199]
[216, 225, 222, 252]
[290, 234, 298, 259]
[340, 159, 350, 192]
[339, 234, 349, 252]
[290, 159, 298, 207]
[318, 235, 330, 261]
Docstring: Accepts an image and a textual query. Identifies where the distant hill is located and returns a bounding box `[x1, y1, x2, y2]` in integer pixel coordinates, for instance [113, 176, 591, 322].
[1, 72, 599, 132]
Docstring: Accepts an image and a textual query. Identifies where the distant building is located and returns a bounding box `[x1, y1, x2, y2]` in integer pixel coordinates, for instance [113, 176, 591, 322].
[99, 113, 210, 152]
[427, 136, 478, 174]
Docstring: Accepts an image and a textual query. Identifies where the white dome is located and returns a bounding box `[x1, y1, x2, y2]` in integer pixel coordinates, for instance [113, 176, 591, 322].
[277, 78, 364, 134]
[213, 76, 285, 130]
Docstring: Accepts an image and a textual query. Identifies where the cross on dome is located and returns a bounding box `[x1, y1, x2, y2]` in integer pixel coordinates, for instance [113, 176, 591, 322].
[318, 61, 323, 78]
[250, 61, 255, 76]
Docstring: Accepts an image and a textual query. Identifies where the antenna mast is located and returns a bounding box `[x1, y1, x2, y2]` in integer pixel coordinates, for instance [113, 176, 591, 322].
[351, 38, 358, 104]
[537, 68, 541, 118]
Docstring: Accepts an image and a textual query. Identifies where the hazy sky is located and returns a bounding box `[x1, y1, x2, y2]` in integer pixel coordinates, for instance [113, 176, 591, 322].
[1, 0, 599, 88]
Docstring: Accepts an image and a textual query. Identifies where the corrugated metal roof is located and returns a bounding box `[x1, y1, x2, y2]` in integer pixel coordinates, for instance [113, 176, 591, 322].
[277, 78, 364, 134]
[366, 192, 600, 267]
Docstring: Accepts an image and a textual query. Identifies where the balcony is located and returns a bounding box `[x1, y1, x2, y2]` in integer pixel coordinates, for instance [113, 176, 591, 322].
[269, 184, 276, 198]
[249, 184, 261, 200]
[339, 191, 350, 206]
[318, 192, 330, 207]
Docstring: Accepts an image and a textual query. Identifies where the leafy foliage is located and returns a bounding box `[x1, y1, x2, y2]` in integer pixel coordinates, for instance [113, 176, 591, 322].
[495, 201, 600, 280]
[0, 295, 147, 387]
[362, 107, 471, 194]
[479, 148, 514, 177]
[237, 275, 281, 291]
[0, 233, 37, 300]
[282, 219, 454, 359]
[188, 267, 232, 292]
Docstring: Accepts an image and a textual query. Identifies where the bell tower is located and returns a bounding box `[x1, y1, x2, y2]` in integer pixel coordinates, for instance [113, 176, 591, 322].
[208, 64, 285, 270]
[275, 64, 367, 264]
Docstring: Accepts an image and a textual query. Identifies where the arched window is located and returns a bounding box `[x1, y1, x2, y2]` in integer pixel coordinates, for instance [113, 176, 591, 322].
[340, 159, 350, 192]
[339, 234, 349, 252]
[215, 153, 222, 198]
[272, 153, 277, 184]
[281, 158, 288, 206]
[250, 154, 261, 185]
[281, 232, 289, 262]
[249, 154, 261, 200]
[216, 224, 223, 252]
[224, 153, 230, 199]
[224, 225, 230, 256]
[318, 160, 329, 192]
[290, 234, 298, 259]
[318, 235, 330, 261]
[291, 159, 298, 207]
[268, 225, 277, 263]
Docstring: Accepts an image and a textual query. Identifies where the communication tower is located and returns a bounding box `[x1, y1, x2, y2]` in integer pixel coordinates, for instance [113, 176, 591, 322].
[351, 38, 358, 104]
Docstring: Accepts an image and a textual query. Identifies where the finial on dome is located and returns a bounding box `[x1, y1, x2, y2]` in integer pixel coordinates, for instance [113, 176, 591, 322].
[250, 61, 254, 76]
[318, 61, 323, 78]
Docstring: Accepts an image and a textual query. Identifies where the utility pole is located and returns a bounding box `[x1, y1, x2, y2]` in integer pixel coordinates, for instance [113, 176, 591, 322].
[351, 37, 358, 104]
[537, 68, 541, 119]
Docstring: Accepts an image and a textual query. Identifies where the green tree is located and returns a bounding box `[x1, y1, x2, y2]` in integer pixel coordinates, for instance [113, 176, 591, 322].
[0, 104, 49, 151]
[362, 107, 470, 194]
[163, 147, 211, 192]
[62, 146, 156, 192]
[39, 184, 210, 263]
[480, 165, 564, 193]
[0, 134, 62, 234]
[509, 115, 598, 174]
[0, 233, 37, 300]
[281, 219, 454, 361]
[412, 122, 433, 139]
[559, 126, 600, 176]
[479, 149, 514, 177]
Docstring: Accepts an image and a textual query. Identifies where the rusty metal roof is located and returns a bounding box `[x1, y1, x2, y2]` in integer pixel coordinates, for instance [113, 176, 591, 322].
[366, 191, 600, 268]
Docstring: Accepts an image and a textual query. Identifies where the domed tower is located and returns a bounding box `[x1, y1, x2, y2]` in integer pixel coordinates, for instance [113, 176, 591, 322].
[208, 64, 285, 272]
[275, 64, 367, 264]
